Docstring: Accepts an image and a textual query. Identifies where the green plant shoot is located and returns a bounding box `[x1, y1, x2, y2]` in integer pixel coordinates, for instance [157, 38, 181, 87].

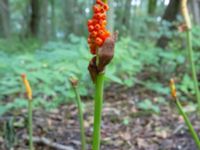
[181, 0, 200, 110]
[70, 78, 86, 150]
[21, 74, 34, 150]
[170, 79, 200, 149]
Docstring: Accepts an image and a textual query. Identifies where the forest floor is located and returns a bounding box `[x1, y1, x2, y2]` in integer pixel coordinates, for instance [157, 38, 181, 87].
[0, 83, 199, 150]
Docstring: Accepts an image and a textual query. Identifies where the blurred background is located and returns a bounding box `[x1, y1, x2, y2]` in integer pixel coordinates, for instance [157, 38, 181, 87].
[0, 0, 200, 113]
[1, 0, 200, 149]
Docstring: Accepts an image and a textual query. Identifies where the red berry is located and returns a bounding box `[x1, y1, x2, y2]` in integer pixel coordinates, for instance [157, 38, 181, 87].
[105, 31, 110, 36]
[100, 13, 106, 20]
[99, 33, 106, 40]
[100, 8, 105, 13]
[95, 24, 101, 30]
[101, 31, 110, 40]
[96, 0, 104, 7]
[93, 5, 100, 13]
[92, 19, 98, 24]
[96, 14, 101, 20]
[90, 48, 96, 55]
[90, 44, 96, 54]
[87, 0, 110, 51]
[88, 25, 94, 32]
[88, 20, 93, 26]
[95, 37, 103, 46]
[103, 4, 109, 11]
[93, 14, 98, 19]
[91, 31, 98, 37]
[99, 20, 107, 26]
[93, 13, 102, 19]
[98, 30, 105, 36]
[88, 37, 92, 44]
[96, 0, 103, 5]
[89, 34, 94, 40]
[104, 32, 110, 40]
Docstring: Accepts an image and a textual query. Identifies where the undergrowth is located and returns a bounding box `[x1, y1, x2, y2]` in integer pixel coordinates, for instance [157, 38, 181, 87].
[0, 26, 200, 115]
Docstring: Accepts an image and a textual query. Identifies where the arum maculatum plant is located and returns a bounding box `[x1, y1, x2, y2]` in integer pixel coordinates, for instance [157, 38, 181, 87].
[21, 74, 34, 150]
[87, 0, 117, 150]
[170, 79, 200, 149]
[181, 0, 200, 110]
[69, 77, 86, 150]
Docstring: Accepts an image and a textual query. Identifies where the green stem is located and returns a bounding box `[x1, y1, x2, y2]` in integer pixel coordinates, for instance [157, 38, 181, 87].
[72, 86, 86, 150]
[175, 98, 200, 149]
[93, 1, 106, 150]
[92, 73, 105, 150]
[186, 30, 200, 109]
[28, 100, 33, 150]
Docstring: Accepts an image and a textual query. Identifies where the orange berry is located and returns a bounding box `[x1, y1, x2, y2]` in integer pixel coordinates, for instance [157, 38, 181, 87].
[88, 20, 93, 26]
[97, 0, 105, 7]
[98, 30, 105, 36]
[100, 8, 105, 13]
[93, 5, 100, 13]
[87, 0, 110, 52]
[88, 25, 94, 32]
[90, 44, 96, 55]
[103, 4, 109, 11]
[91, 31, 98, 37]
[88, 37, 92, 44]
[100, 13, 106, 20]
[93, 13, 101, 19]
[90, 48, 96, 55]
[89, 33, 92, 37]
[100, 31, 110, 40]
[95, 24, 101, 30]
[105, 31, 110, 37]
[96, 0, 103, 5]
[98, 14, 103, 19]
[99, 20, 107, 27]
[95, 37, 103, 46]
[93, 14, 97, 19]
[92, 19, 98, 25]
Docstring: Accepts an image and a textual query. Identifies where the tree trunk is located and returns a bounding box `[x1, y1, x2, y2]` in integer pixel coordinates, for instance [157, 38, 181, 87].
[122, 0, 131, 31]
[50, 0, 56, 38]
[21, 0, 30, 38]
[156, 0, 180, 48]
[190, 0, 200, 25]
[148, 0, 157, 15]
[0, 0, 10, 38]
[39, 0, 49, 41]
[64, 0, 76, 37]
[29, 0, 40, 37]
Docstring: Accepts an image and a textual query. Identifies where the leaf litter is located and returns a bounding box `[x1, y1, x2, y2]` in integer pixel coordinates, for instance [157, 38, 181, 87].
[0, 84, 199, 150]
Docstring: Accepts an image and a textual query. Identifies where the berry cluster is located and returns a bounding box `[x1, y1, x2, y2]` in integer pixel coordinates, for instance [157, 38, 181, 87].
[87, 0, 110, 55]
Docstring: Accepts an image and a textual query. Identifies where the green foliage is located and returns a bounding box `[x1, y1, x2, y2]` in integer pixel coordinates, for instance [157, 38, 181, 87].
[137, 99, 160, 113]
[192, 26, 200, 49]
[122, 117, 130, 126]
[0, 38, 41, 54]
[0, 36, 91, 105]
[1, 26, 200, 114]
[179, 74, 194, 95]
[4, 117, 16, 149]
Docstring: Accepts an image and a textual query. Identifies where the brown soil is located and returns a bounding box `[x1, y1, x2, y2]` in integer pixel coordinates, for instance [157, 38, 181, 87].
[0, 84, 199, 150]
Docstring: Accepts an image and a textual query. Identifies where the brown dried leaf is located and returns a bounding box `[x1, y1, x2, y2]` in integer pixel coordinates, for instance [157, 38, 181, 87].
[88, 32, 118, 83]
[119, 131, 131, 141]
[178, 23, 187, 32]
[88, 56, 98, 83]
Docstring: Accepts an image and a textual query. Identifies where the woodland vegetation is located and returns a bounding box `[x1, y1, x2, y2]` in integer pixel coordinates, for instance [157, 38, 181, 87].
[1, 0, 200, 150]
